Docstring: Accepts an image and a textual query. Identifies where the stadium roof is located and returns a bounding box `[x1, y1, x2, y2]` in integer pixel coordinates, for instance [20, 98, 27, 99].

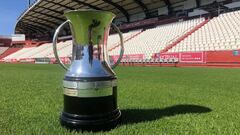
[15, 0, 169, 36]
[15, 0, 232, 39]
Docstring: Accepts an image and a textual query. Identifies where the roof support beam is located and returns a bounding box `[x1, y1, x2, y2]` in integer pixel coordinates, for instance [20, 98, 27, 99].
[22, 18, 55, 30]
[45, 0, 75, 10]
[25, 26, 45, 34]
[19, 21, 49, 32]
[196, 0, 200, 8]
[18, 23, 46, 34]
[20, 25, 43, 34]
[18, 23, 53, 39]
[27, 14, 60, 26]
[36, 5, 64, 15]
[17, 27, 37, 34]
[72, 0, 102, 10]
[31, 11, 65, 22]
[163, 0, 173, 14]
[218, 2, 229, 10]
[133, 0, 150, 18]
[101, 0, 130, 22]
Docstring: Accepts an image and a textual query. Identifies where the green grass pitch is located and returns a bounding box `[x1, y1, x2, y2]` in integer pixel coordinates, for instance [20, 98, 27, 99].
[0, 64, 240, 135]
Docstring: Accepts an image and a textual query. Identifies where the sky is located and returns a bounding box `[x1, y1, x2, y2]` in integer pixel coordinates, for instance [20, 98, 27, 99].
[0, 1, 29, 36]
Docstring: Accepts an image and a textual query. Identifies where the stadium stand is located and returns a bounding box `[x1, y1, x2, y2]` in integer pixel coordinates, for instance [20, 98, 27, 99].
[46, 41, 72, 58]
[16, 43, 52, 59]
[28, 43, 54, 59]
[2, 11, 240, 65]
[109, 18, 205, 59]
[169, 10, 240, 52]
[3, 47, 35, 60]
[0, 48, 22, 60]
[108, 29, 142, 51]
[1, 0, 240, 67]
[0, 47, 8, 55]
[161, 18, 210, 53]
[2, 31, 142, 60]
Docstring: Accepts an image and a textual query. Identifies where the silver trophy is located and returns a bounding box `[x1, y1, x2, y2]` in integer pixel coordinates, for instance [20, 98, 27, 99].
[52, 10, 124, 131]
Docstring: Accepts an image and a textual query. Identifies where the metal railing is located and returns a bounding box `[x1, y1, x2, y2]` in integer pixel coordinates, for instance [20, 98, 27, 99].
[17, 0, 39, 20]
[165, 26, 194, 46]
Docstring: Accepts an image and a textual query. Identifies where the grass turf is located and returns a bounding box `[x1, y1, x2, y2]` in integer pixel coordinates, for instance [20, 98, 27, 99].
[0, 64, 240, 135]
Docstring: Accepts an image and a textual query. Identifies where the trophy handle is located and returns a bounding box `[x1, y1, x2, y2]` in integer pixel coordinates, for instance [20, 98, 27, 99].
[53, 20, 70, 71]
[111, 24, 124, 69]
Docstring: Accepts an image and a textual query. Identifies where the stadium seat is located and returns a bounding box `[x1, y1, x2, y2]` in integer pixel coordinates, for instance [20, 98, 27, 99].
[109, 18, 205, 59]
[0, 47, 9, 55]
[3, 47, 35, 60]
[169, 10, 240, 52]
[1, 30, 142, 61]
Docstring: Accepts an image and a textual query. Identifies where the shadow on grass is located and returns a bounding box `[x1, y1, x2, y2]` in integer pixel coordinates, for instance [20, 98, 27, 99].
[121, 104, 212, 125]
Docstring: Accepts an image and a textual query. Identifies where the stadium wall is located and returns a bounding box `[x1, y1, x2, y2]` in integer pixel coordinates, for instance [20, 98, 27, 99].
[206, 51, 240, 63]
[156, 51, 240, 64]
[2, 50, 240, 68]
[0, 38, 12, 47]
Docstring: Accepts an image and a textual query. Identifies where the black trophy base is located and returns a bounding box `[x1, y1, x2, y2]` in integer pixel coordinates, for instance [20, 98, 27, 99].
[60, 109, 121, 132]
